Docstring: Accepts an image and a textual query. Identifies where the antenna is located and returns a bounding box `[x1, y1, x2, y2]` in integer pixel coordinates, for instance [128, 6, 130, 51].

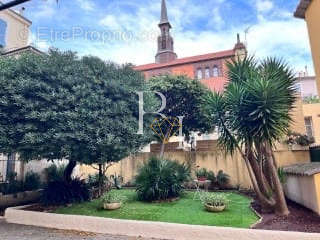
[244, 26, 252, 48]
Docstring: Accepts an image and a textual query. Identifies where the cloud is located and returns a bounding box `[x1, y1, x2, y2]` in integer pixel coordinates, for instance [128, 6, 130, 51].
[27, 0, 314, 75]
[31, 0, 57, 19]
[256, 0, 274, 13]
[76, 0, 95, 11]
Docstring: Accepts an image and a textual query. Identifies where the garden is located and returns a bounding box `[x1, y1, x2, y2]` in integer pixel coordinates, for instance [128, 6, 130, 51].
[40, 157, 259, 228]
[2, 50, 320, 234]
[55, 189, 258, 228]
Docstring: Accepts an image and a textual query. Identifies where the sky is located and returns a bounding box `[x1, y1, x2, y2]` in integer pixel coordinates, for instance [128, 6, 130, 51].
[11, 0, 314, 75]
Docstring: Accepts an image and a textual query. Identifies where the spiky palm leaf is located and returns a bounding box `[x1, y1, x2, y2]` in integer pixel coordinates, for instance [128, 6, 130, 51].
[203, 56, 297, 153]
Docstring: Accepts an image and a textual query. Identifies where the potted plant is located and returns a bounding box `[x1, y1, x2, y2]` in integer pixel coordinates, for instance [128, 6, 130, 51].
[195, 168, 208, 181]
[101, 192, 126, 210]
[201, 192, 229, 212]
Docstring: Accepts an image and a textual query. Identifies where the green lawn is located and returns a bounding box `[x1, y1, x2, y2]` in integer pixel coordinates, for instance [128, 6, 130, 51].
[55, 190, 259, 228]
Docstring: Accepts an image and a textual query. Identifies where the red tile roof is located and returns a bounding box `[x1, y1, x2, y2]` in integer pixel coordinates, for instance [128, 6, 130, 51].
[134, 49, 235, 71]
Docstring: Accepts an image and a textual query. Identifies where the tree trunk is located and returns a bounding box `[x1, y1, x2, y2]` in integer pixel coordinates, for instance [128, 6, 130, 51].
[64, 160, 77, 183]
[98, 164, 104, 196]
[159, 130, 170, 158]
[265, 143, 289, 216]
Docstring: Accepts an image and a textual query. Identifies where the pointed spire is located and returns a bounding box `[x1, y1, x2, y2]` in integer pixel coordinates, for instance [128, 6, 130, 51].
[160, 0, 170, 25]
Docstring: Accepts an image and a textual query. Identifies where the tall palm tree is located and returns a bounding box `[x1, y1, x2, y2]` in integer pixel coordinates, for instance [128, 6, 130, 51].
[204, 57, 296, 216]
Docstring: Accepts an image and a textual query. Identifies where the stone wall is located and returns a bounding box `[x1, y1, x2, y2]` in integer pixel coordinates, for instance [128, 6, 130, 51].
[80, 141, 311, 189]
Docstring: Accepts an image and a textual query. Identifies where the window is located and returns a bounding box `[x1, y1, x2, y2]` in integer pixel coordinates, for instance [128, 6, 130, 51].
[0, 19, 7, 48]
[197, 68, 203, 79]
[212, 66, 219, 77]
[305, 117, 314, 139]
[161, 39, 166, 49]
[205, 67, 210, 79]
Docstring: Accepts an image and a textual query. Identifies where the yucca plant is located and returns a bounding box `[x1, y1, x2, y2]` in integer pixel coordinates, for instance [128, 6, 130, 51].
[135, 156, 191, 202]
[202, 56, 296, 216]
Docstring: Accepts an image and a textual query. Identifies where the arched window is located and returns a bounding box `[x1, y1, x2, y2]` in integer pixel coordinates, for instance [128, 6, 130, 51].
[197, 68, 203, 79]
[212, 66, 219, 77]
[205, 67, 210, 79]
[0, 19, 7, 48]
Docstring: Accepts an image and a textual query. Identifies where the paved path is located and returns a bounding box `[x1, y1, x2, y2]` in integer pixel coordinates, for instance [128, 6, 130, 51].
[0, 219, 163, 240]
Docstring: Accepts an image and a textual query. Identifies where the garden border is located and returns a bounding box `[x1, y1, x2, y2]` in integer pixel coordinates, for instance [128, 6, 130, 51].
[5, 205, 320, 240]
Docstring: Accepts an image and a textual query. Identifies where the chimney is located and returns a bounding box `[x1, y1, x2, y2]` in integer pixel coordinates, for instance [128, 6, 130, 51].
[19, 7, 25, 16]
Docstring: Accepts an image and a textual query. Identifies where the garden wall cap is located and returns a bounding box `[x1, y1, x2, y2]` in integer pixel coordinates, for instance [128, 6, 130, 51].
[283, 163, 320, 176]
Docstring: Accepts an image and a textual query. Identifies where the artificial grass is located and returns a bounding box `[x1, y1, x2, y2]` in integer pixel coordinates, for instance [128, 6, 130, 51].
[55, 189, 259, 228]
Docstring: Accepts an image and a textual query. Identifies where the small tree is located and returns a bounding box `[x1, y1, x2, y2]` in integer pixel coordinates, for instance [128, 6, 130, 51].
[203, 57, 296, 216]
[0, 50, 154, 190]
[148, 75, 213, 157]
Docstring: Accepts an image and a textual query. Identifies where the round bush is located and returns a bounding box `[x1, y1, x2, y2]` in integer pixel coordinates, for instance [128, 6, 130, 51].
[135, 156, 190, 202]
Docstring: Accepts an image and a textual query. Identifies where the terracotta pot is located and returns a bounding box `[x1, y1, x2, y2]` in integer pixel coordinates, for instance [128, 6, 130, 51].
[103, 202, 122, 210]
[198, 177, 207, 181]
[205, 204, 226, 212]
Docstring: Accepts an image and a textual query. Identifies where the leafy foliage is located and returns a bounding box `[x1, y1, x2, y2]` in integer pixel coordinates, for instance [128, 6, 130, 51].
[216, 170, 230, 188]
[195, 168, 209, 179]
[0, 172, 23, 195]
[110, 173, 123, 190]
[101, 191, 127, 204]
[87, 173, 108, 189]
[202, 57, 296, 215]
[45, 164, 66, 182]
[41, 178, 90, 206]
[135, 156, 191, 201]
[0, 50, 155, 177]
[24, 171, 41, 191]
[285, 131, 315, 146]
[201, 192, 229, 207]
[148, 75, 213, 140]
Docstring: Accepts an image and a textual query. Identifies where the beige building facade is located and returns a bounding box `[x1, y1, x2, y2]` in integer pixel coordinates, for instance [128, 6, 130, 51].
[302, 103, 320, 143]
[295, 0, 320, 98]
[0, 8, 30, 52]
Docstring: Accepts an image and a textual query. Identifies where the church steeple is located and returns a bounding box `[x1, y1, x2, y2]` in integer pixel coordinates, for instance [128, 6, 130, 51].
[155, 0, 177, 64]
[160, 0, 170, 26]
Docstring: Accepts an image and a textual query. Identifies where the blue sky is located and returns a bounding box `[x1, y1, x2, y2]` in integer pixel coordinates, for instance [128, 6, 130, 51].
[12, 0, 314, 74]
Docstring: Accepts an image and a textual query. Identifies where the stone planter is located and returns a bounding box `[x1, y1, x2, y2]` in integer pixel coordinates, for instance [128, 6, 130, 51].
[289, 144, 309, 151]
[103, 202, 121, 210]
[0, 190, 41, 208]
[204, 204, 226, 212]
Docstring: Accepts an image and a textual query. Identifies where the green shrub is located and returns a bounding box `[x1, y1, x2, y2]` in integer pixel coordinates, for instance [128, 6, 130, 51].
[278, 167, 287, 184]
[110, 174, 123, 189]
[87, 173, 109, 188]
[41, 178, 89, 206]
[216, 170, 230, 188]
[195, 168, 209, 179]
[1, 172, 23, 195]
[45, 164, 65, 182]
[135, 156, 191, 202]
[201, 192, 229, 207]
[101, 191, 127, 204]
[24, 171, 41, 191]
